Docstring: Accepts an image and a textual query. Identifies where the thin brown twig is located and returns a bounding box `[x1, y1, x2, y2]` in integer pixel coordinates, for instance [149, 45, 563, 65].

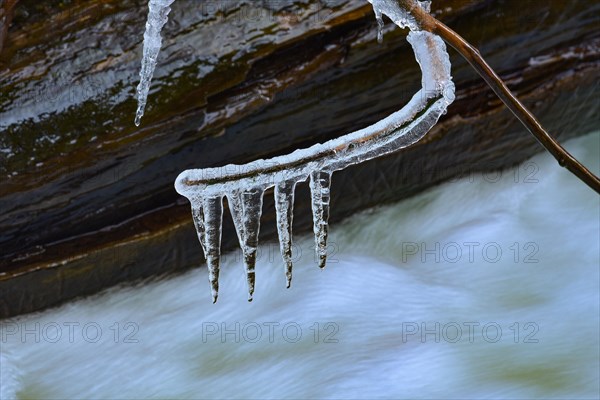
[399, 0, 600, 194]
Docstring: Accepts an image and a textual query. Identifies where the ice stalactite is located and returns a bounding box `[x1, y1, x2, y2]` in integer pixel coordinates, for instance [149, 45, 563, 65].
[274, 180, 297, 288]
[373, 6, 384, 44]
[191, 196, 223, 303]
[135, 0, 175, 127]
[309, 171, 332, 269]
[174, 0, 456, 301]
[227, 188, 265, 301]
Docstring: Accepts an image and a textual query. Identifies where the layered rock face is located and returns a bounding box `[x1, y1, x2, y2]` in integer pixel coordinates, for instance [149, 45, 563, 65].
[1, 0, 598, 317]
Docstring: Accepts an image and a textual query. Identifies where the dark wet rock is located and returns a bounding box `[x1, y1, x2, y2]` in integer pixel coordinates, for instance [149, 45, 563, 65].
[1, 0, 598, 317]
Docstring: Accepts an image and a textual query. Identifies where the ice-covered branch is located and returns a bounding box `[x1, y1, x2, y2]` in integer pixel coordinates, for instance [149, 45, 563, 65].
[175, 0, 455, 302]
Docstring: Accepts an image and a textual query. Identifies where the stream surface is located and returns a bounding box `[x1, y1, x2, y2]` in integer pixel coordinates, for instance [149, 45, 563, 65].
[1, 132, 599, 399]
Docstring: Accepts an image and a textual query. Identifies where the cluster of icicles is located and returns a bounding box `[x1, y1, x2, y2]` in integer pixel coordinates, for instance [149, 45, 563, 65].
[137, 0, 455, 302]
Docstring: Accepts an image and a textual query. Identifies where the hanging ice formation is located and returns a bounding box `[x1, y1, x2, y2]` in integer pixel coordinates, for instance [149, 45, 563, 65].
[172, 0, 455, 302]
[135, 0, 175, 126]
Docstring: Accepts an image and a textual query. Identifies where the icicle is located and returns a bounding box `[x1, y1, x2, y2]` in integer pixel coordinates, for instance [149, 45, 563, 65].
[373, 5, 385, 44]
[191, 196, 223, 303]
[227, 188, 265, 301]
[309, 170, 332, 269]
[274, 180, 297, 288]
[135, 0, 176, 126]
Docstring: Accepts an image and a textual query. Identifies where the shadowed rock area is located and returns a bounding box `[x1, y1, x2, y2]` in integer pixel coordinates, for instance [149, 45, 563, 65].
[1, 0, 598, 317]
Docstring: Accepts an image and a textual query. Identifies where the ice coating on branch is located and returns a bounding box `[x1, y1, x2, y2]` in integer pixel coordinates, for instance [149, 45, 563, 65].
[227, 188, 265, 301]
[174, 0, 455, 302]
[135, 0, 175, 126]
[368, 0, 432, 31]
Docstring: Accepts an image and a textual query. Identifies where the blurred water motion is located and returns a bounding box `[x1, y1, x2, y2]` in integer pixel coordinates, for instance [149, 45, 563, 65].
[1, 132, 598, 399]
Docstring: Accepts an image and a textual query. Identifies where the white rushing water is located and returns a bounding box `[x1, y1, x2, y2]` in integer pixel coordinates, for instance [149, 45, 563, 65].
[1, 132, 598, 399]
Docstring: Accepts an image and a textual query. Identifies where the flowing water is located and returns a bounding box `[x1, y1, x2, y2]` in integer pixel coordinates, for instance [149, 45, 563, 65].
[1, 132, 599, 399]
